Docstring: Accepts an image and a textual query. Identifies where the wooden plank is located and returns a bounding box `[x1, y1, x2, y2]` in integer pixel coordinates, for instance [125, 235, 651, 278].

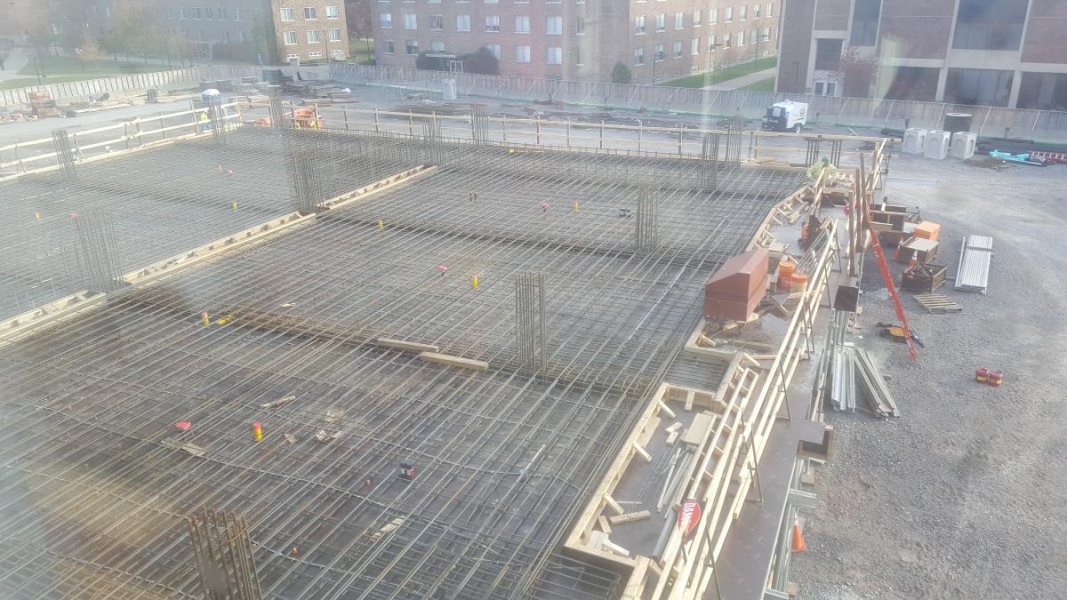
[417, 352, 489, 371]
[636, 415, 661, 449]
[682, 412, 716, 446]
[601, 537, 631, 558]
[603, 494, 625, 515]
[658, 400, 676, 419]
[632, 441, 652, 463]
[666, 430, 680, 446]
[608, 510, 652, 525]
[597, 515, 612, 535]
[665, 422, 684, 434]
[684, 390, 695, 411]
[377, 338, 441, 353]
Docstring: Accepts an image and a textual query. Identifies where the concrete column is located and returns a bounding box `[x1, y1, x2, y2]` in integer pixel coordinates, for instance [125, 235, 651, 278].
[935, 67, 949, 103]
[1008, 69, 1023, 108]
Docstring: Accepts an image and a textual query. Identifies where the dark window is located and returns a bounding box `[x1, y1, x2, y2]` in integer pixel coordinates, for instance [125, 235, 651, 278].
[1017, 72, 1067, 111]
[944, 68, 1014, 107]
[850, 0, 880, 46]
[884, 67, 939, 102]
[953, 0, 1027, 51]
[814, 39, 842, 71]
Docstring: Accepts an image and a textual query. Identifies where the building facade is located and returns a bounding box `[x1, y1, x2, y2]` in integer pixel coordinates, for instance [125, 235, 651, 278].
[81, 0, 348, 63]
[373, 0, 779, 83]
[777, 0, 1067, 110]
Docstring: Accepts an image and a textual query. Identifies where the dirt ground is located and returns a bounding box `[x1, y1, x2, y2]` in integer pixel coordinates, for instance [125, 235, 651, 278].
[791, 152, 1067, 599]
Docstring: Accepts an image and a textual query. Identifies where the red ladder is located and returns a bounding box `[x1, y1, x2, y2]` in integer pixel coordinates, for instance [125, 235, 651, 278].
[866, 220, 918, 361]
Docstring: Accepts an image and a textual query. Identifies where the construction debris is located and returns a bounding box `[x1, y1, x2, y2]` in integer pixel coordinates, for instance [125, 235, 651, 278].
[955, 235, 994, 293]
[829, 344, 900, 418]
[314, 430, 342, 443]
[914, 293, 962, 313]
[284, 434, 297, 444]
[161, 438, 207, 457]
[608, 510, 651, 525]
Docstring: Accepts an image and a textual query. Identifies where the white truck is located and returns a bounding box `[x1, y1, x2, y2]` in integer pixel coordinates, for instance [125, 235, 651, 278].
[761, 101, 809, 133]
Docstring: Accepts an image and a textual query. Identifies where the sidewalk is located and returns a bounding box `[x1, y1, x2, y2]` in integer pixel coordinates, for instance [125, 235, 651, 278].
[702, 67, 776, 91]
[0, 46, 30, 82]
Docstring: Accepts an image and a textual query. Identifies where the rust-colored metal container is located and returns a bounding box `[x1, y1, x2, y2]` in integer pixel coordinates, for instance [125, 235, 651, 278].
[704, 248, 770, 321]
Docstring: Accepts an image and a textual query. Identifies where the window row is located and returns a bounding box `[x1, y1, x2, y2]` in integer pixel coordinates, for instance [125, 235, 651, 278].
[633, 28, 773, 64]
[379, 0, 578, 4]
[280, 6, 341, 21]
[383, 41, 579, 64]
[163, 5, 339, 21]
[283, 29, 345, 44]
[634, 4, 772, 33]
[381, 13, 582, 34]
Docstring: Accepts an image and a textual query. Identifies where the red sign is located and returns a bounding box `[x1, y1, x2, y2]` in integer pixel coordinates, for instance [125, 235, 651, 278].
[678, 499, 702, 541]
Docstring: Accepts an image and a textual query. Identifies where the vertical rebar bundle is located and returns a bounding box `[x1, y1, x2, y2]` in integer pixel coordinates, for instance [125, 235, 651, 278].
[421, 117, 443, 164]
[635, 187, 659, 255]
[268, 90, 285, 130]
[72, 211, 122, 292]
[805, 138, 821, 166]
[286, 135, 325, 213]
[471, 106, 489, 145]
[700, 133, 719, 191]
[726, 121, 743, 165]
[515, 272, 547, 372]
[186, 507, 262, 600]
[209, 103, 228, 144]
[51, 128, 78, 181]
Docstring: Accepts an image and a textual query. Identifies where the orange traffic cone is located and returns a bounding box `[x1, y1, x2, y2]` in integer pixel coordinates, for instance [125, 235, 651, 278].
[791, 516, 808, 553]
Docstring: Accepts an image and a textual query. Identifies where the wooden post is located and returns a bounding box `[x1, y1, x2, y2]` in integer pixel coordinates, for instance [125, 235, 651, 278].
[343, 106, 349, 130]
[502, 116, 507, 142]
[134, 118, 143, 146]
[374, 108, 380, 133]
[536, 116, 541, 145]
[159, 112, 167, 139]
[599, 120, 604, 149]
[678, 127, 683, 156]
[566, 122, 571, 148]
[638, 123, 642, 152]
[408, 110, 413, 136]
[124, 124, 130, 150]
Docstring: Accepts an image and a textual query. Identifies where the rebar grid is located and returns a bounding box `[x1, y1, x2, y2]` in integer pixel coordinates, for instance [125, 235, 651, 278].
[0, 130, 804, 600]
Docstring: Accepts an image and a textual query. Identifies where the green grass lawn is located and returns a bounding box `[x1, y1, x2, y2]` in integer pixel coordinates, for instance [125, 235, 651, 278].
[0, 55, 174, 89]
[740, 77, 775, 92]
[661, 57, 778, 89]
[349, 38, 375, 62]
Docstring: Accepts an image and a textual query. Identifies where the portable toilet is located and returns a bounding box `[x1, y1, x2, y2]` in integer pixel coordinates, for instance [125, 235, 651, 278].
[951, 132, 977, 160]
[924, 130, 951, 160]
[704, 248, 770, 322]
[903, 128, 928, 155]
[442, 79, 457, 101]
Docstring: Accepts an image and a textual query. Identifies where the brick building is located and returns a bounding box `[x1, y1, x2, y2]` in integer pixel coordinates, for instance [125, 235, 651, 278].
[776, 0, 1067, 110]
[373, 0, 780, 83]
[81, 0, 348, 63]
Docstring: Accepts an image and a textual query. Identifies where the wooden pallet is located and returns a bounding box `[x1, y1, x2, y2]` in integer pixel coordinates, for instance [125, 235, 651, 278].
[914, 293, 962, 313]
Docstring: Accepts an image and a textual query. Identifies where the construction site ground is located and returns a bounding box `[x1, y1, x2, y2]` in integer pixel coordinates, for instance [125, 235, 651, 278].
[791, 152, 1067, 599]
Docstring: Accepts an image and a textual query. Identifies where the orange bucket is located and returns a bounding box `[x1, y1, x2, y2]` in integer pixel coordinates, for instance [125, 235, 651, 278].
[777, 259, 796, 291]
[790, 272, 809, 293]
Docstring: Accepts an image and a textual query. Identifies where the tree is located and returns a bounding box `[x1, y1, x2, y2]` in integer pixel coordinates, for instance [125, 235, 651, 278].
[462, 47, 498, 75]
[611, 62, 632, 84]
[77, 36, 106, 70]
[345, 0, 373, 40]
[251, 10, 278, 64]
[836, 44, 879, 98]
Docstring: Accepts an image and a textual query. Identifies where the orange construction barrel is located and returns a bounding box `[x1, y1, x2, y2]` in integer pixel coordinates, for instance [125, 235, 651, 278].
[791, 272, 809, 293]
[777, 259, 796, 291]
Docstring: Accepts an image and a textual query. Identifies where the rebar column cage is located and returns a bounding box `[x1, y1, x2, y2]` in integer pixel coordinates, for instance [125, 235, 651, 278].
[515, 271, 547, 372]
[186, 507, 262, 600]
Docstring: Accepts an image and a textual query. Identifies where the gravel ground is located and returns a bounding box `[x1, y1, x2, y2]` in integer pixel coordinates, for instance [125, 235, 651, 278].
[791, 152, 1067, 599]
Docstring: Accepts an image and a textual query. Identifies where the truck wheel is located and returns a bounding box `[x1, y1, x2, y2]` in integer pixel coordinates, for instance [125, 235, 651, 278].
[793, 124, 803, 133]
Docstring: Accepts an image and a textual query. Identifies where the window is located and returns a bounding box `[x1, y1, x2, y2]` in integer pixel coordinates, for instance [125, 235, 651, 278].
[516, 45, 531, 62]
[691, 38, 699, 55]
[1017, 72, 1067, 111]
[485, 0, 498, 4]
[723, 33, 731, 48]
[654, 43, 664, 61]
[192, 7, 201, 19]
[546, 16, 562, 35]
[635, 16, 645, 34]
[431, 40, 445, 51]
[515, 16, 530, 33]
[945, 68, 1014, 107]
[850, 0, 880, 46]
[178, 7, 185, 19]
[675, 12, 683, 30]
[309, 50, 322, 58]
[953, 0, 1027, 51]
[574, 46, 582, 64]
[737, 30, 744, 46]
[106, 5, 112, 16]
[708, 35, 716, 52]
[693, 10, 701, 26]
[767, 3, 773, 17]
[655, 14, 665, 32]
[380, 13, 392, 28]
[287, 53, 299, 61]
[710, 8, 717, 23]
[283, 30, 297, 45]
[634, 47, 645, 65]
[280, 7, 293, 21]
[218, 7, 227, 19]
[456, 14, 470, 31]
[725, 7, 732, 21]
[546, 47, 562, 64]
[739, 6, 746, 20]
[403, 13, 416, 29]
[485, 15, 500, 31]
[575, 16, 584, 34]
[234, 8, 241, 20]
[307, 30, 321, 43]
[326, 5, 339, 19]
[238, 30, 246, 41]
[753, 4, 760, 18]
[429, 14, 443, 29]
[383, 40, 395, 53]
[165, 6, 172, 19]
[673, 41, 682, 58]
[329, 28, 342, 41]
[486, 43, 500, 58]
[222, 30, 230, 41]
[91, 5, 98, 17]
[814, 81, 837, 96]
[304, 7, 317, 19]
[405, 39, 419, 54]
